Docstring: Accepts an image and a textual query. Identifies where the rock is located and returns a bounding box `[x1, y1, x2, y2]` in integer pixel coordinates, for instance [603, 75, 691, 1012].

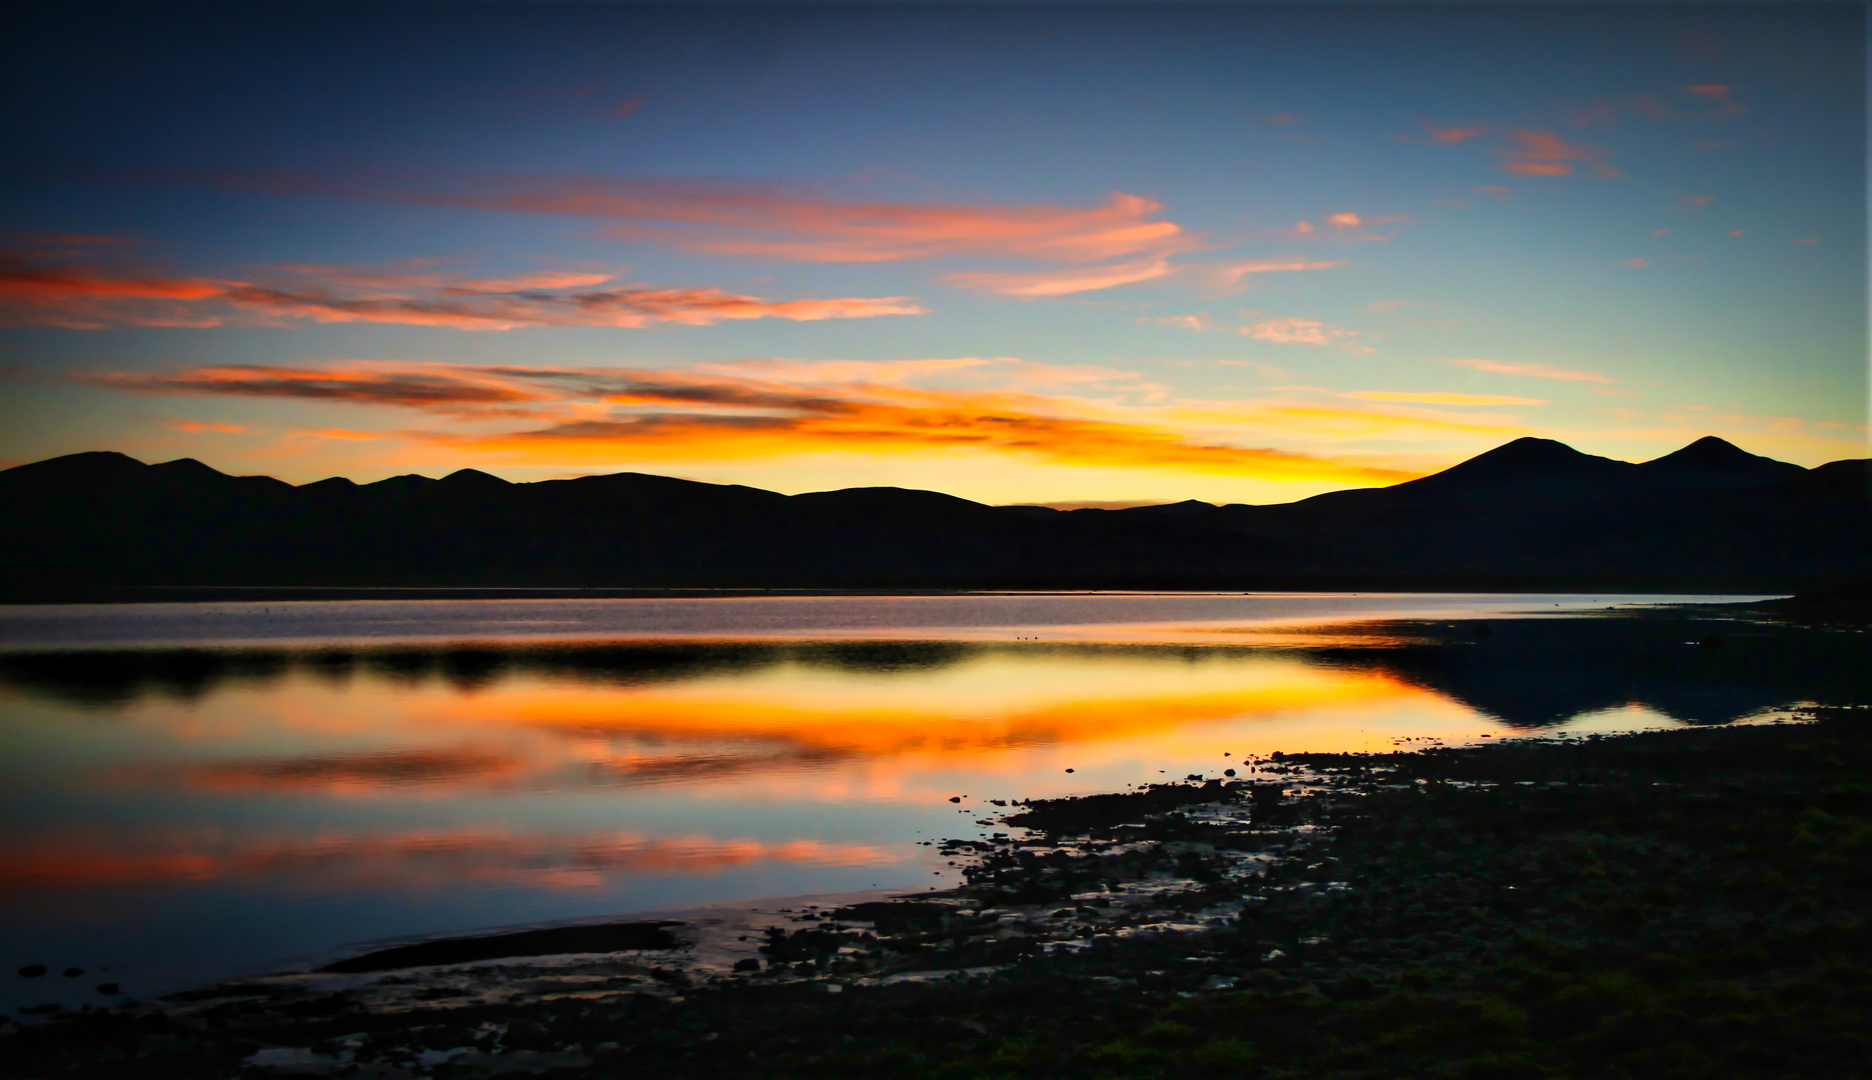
[732, 959, 761, 972]
[96, 983, 120, 995]
[61, 968, 83, 978]
[17, 965, 46, 978]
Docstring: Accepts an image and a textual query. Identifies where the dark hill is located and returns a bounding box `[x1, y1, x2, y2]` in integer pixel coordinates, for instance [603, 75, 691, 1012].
[1, 437, 1865, 597]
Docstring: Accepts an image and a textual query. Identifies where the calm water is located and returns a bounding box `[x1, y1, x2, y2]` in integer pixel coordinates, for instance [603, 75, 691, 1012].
[0, 593, 1806, 1013]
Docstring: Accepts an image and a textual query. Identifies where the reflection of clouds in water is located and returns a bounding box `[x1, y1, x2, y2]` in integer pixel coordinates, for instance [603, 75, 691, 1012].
[0, 827, 903, 893]
[154, 747, 530, 794]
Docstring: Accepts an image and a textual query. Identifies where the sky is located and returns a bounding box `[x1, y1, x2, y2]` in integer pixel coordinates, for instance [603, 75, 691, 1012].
[0, 2, 1865, 507]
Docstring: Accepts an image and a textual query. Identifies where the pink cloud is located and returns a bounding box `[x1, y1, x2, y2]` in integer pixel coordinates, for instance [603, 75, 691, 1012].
[1326, 212, 1362, 228]
[942, 257, 1172, 297]
[1444, 357, 1616, 384]
[1141, 314, 1207, 330]
[1497, 130, 1614, 179]
[613, 95, 646, 119]
[1680, 84, 1745, 118]
[1424, 124, 1488, 144]
[1241, 317, 1357, 346]
[425, 181, 1199, 264]
[1651, 228, 1669, 238]
[1201, 258, 1347, 291]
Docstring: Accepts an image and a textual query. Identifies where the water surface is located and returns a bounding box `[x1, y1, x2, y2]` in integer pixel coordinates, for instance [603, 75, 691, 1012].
[0, 592, 1820, 1013]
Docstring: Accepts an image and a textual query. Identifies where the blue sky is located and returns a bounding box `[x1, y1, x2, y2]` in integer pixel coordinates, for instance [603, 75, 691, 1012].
[1, 2, 1863, 505]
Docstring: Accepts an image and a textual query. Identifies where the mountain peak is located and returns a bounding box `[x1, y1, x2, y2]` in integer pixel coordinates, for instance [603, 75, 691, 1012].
[1644, 436, 1793, 471]
[1638, 437, 1804, 486]
[438, 468, 511, 487]
[1397, 437, 1629, 496]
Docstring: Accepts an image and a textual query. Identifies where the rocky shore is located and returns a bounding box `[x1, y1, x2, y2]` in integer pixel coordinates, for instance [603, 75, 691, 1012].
[9, 688, 1870, 1079]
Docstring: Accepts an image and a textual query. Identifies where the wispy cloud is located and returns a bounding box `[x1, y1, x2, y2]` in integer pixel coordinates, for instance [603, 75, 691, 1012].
[1498, 130, 1615, 178]
[1342, 391, 1545, 406]
[943, 256, 1172, 297]
[0, 243, 922, 330]
[1242, 317, 1358, 346]
[83, 359, 1434, 485]
[165, 420, 251, 434]
[206, 173, 1201, 266]
[1444, 358, 1616, 384]
[1195, 258, 1347, 292]
[1423, 124, 1488, 144]
[1679, 84, 1745, 119]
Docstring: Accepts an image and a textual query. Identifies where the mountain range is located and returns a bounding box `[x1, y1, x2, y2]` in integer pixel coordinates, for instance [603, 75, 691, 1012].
[2, 436, 1866, 597]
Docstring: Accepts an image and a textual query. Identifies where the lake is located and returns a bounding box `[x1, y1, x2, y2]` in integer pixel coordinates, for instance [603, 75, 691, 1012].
[0, 592, 1815, 1014]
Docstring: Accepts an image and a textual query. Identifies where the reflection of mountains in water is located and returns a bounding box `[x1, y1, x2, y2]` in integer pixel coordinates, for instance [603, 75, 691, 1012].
[1, 616, 1861, 729]
[1318, 614, 1870, 728]
[0, 640, 980, 710]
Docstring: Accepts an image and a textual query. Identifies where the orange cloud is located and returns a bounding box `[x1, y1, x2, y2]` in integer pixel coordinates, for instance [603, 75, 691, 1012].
[1444, 357, 1616, 384]
[1326, 212, 1362, 228]
[165, 420, 250, 434]
[0, 246, 922, 331]
[0, 247, 230, 329]
[84, 360, 1424, 485]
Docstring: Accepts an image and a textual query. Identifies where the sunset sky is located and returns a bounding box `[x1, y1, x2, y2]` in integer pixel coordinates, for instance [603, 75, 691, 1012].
[1, 2, 1864, 506]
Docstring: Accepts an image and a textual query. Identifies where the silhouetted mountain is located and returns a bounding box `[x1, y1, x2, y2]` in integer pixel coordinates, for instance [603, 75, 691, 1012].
[2, 438, 1865, 595]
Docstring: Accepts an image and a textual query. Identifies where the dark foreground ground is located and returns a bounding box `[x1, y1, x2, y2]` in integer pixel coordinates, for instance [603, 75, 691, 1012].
[10, 699, 1871, 1079]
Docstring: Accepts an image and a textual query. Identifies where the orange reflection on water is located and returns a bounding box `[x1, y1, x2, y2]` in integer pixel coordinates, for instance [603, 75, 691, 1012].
[480, 652, 1435, 754]
[92, 648, 1491, 802]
